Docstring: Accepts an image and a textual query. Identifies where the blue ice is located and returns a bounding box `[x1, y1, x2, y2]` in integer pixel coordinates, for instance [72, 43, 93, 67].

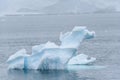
[7, 26, 96, 70]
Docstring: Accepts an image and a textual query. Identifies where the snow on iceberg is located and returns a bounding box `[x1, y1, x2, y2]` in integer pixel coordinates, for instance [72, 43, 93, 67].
[7, 26, 96, 70]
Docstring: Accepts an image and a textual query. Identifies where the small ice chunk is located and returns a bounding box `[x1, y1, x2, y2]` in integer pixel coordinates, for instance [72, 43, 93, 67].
[68, 54, 96, 65]
[85, 30, 95, 39]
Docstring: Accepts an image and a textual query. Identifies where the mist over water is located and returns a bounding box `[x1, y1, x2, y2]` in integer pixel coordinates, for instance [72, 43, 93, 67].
[0, 0, 120, 15]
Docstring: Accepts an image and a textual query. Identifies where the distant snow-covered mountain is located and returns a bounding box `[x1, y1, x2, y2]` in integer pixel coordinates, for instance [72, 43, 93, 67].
[42, 0, 98, 14]
[0, 0, 59, 13]
[17, 8, 39, 12]
[1, 0, 119, 15]
[42, 0, 117, 14]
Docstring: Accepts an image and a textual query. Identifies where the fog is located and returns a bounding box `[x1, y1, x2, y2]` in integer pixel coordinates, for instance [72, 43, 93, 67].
[0, 0, 120, 14]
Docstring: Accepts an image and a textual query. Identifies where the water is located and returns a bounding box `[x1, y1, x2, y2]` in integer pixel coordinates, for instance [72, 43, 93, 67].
[0, 13, 120, 80]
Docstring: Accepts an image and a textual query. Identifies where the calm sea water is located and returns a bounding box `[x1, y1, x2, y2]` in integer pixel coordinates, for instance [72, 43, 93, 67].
[0, 13, 120, 80]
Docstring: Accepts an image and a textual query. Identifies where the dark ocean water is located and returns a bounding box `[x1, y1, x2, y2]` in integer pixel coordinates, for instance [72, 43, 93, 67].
[0, 13, 120, 80]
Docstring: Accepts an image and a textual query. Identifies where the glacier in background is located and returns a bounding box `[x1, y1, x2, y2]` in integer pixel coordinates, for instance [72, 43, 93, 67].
[7, 26, 96, 70]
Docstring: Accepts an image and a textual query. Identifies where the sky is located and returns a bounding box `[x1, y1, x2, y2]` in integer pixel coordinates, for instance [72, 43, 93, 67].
[0, 0, 120, 14]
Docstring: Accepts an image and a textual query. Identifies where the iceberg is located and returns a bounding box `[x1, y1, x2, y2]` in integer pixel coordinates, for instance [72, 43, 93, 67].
[7, 26, 96, 70]
[60, 26, 95, 48]
[68, 54, 96, 65]
[7, 49, 29, 69]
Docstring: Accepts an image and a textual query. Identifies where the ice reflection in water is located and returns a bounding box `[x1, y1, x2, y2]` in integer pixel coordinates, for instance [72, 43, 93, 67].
[8, 65, 105, 80]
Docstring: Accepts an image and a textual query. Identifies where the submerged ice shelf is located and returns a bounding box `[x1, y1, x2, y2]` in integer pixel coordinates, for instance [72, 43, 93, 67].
[7, 26, 96, 70]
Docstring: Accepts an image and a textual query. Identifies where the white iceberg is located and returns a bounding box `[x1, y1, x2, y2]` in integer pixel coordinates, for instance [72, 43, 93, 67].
[68, 54, 96, 65]
[7, 26, 96, 70]
[28, 48, 77, 70]
[32, 41, 59, 55]
[60, 26, 95, 48]
[7, 49, 29, 69]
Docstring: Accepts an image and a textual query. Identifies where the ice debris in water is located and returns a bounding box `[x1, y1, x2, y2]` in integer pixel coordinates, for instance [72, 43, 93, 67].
[7, 26, 96, 70]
